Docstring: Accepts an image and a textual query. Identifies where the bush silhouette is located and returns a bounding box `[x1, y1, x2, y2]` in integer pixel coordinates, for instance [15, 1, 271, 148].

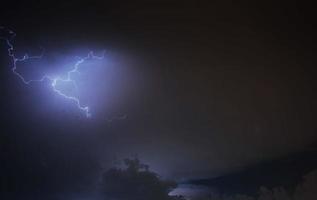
[100, 158, 179, 200]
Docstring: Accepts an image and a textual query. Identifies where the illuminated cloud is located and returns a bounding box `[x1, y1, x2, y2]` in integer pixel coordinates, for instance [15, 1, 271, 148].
[1, 26, 105, 117]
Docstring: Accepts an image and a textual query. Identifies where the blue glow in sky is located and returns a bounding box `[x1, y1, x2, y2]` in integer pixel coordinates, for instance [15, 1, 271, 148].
[1, 26, 108, 118]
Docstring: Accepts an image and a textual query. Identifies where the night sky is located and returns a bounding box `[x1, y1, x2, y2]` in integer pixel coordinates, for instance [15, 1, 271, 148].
[1, 1, 317, 199]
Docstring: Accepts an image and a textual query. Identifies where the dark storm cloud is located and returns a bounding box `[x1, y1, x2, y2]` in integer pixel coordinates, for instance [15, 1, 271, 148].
[85, 1, 317, 179]
[1, 1, 317, 198]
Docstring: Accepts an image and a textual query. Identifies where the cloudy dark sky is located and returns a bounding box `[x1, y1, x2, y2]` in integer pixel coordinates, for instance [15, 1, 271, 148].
[1, 0, 317, 198]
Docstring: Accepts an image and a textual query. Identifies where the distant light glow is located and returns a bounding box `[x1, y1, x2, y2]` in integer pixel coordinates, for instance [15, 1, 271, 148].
[169, 184, 211, 199]
[0, 26, 104, 117]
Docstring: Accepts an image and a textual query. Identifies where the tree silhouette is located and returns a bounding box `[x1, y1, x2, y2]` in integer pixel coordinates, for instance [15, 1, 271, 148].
[100, 158, 180, 200]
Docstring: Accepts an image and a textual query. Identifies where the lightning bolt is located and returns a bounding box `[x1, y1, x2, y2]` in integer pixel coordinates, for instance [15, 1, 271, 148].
[0, 26, 104, 117]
